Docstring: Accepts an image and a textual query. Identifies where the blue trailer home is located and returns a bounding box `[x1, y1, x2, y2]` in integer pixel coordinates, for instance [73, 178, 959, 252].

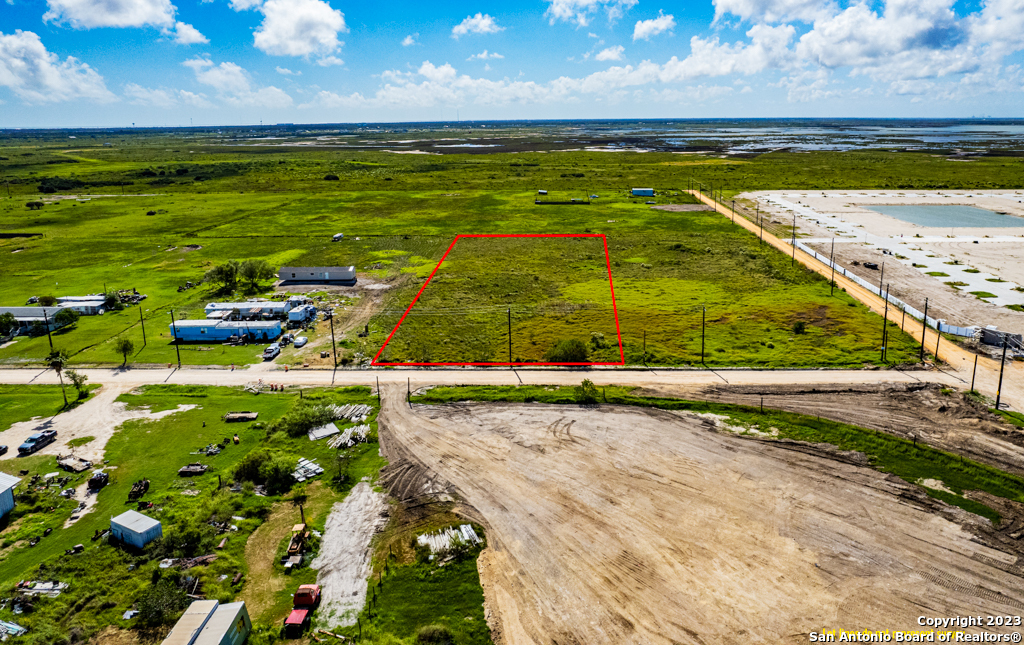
[631, 188, 655, 197]
[169, 320, 282, 342]
[0, 473, 20, 519]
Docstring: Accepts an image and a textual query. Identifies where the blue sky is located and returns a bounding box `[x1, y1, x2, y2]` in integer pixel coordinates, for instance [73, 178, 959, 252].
[1, 0, 1023, 126]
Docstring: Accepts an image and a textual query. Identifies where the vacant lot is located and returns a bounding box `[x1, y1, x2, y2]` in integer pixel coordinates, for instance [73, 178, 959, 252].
[380, 387, 1024, 644]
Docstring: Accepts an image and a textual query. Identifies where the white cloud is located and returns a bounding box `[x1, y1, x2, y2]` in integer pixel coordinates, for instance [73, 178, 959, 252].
[452, 13, 503, 38]
[123, 82, 213, 107]
[253, 0, 346, 63]
[183, 57, 293, 107]
[43, 0, 175, 28]
[775, 68, 836, 101]
[595, 45, 624, 60]
[0, 30, 115, 103]
[633, 11, 675, 40]
[172, 21, 208, 44]
[467, 50, 504, 61]
[588, 32, 599, 38]
[275, 66, 300, 75]
[545, 0, 638, 27]
[229, 0, 262, 9]
[713, 0, 836, 24]
[402, 33, 418, 46]
[317, 55, 343, 66]
[647, 84, 735, 102]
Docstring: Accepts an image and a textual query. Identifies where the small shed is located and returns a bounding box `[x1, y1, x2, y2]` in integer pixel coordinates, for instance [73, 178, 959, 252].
[160, 600, 219, 645]
[631, 188, 655, 197]
[193, 601, 251, 645]
[111, 510, 162, 548]
[279, 266, 356, 285]
[0, 473, 20, 519]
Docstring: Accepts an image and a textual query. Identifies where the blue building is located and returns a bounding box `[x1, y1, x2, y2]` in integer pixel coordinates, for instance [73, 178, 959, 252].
[631, 188, 655, 197]
[0, 473, 20, 519]
[169, 320, 282, 342]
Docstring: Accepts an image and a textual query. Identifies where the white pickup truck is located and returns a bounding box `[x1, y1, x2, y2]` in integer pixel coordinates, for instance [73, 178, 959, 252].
[262, 344, 281, 360]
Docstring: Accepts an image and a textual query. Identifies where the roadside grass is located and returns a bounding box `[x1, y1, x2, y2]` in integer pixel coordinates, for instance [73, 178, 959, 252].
[993, 409, 1024, 429]
[66, 435, 94, 447]
[412, 385, 1024, 524]
[0, 383, 100, 432]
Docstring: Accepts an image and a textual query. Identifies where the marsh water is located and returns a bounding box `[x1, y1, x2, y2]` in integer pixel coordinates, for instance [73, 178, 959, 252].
[864, 204, 1024, 228]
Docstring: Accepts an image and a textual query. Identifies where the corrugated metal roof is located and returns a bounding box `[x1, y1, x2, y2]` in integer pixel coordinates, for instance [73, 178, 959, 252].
[0, 473, 20, 492]
[172, 320, 280, 329]
[194, 602, 247, 645]
[160, 600, 219, 645]
[111, 510, 161, 534]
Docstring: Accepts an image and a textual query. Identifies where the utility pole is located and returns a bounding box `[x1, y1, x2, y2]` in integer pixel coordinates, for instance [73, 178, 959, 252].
[878, 262, 885, 294]
[376, 376, 381, 406]
[731, 199, 735, 222]
[139, 307, 146, 346]
[829, 237, 836, 296]
[995, 338, 1008, 410]
[507, 307, 512, 365]
[407, 377, 411, 404]
[701, 306, 706, 366]
[791, 211, 796, 266]
[170, 311, 181, 367]
[643, 329, 646, 364]
[880, 284, 890, 362]
[901, 305, 906, 330]
[328, 309, 337, 368]
[43, 309, 53, 351]
[920, 298, 929, 362]
[970, 355, 978, 392]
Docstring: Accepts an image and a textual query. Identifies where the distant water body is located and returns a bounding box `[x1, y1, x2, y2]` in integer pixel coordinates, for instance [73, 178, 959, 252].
[864, 204, 1024, 228]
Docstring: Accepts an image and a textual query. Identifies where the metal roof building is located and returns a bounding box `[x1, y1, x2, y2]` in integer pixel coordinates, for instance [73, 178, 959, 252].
[160, 600, 219, 645]
[0, 473, 20, 519]
[204, 297, 304, 319]
[194, 602, 251, 645]
[169, 319, 282, 342]
[111, 510, 162, 549]
[279, 266, 356, 285]
[631, 188, 655, 196]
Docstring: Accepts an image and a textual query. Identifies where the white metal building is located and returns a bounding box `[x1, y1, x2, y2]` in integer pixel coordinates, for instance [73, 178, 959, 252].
[204, 297, 303, 319]
[0, 473, 20, 519]
[193, 602, 251, 645]
[111, 510, 162, 548]
[279, 266, 356, 285]
[160, 600, 219, 645]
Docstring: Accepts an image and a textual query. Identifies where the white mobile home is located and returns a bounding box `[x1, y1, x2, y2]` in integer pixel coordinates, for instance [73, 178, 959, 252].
[111, 510, 162, 548]
[279, 266, 356, 285]
[0, 473, 20, 519]
[193, 602, 251, 645]
[160, 600, 219, 645]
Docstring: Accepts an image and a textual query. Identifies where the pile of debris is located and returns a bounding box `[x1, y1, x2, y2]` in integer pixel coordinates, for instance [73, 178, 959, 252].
[16, 581, 68, 598]
[178, 463, 208, 477]
[127, 479, 150, 501]
[180, 554, 217, 569]
[0, 619, 27, 640]
[224, 411, 258, 422]
[416, 525, 482, 554]
[292, 458, 323, 482]
[325, 424, 371, 449]
[328, 403, 373, 423]
[56, 455, 92, 473]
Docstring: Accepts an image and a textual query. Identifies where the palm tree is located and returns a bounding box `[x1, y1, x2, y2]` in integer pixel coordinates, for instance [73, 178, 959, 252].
[49, 349, 70, 407]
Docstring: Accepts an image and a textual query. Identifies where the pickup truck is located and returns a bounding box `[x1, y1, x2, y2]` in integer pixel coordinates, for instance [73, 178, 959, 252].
[18, 430, 57, 455]
[262, 344, 281, 360]
[284, 584, 321, 635]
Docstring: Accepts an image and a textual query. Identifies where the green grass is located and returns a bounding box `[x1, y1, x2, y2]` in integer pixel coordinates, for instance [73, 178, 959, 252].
[412, 385, 1024, 524]
[945, 281, 969, 289]
[925, 271, 949, 277]
[985, 278, 1006, 283]
[963, 268, 981, 273]
[66, 435, 94, 447]
[1006, 304, 1024, 313]
[970, 291, 998, 299]
[0, 383, 98, 432]
[993, 409, 1024, 429]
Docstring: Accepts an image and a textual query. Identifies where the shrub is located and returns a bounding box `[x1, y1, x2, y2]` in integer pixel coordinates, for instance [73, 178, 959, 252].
[54, 308, 79, 328]
[574, 379, 599, 404]
[38, 295, 58, 307]
[233, 449, 294, 494]
[268, 404, 337, 438]
[137, 578, 187, 626]
[543, 338, 588, 363]
[25, 201, 44, 210]
[415, 625, 454, 645]
[0, 312, 16, 337]
[324, 174, 339, 181]
[792, 321, 806, 334]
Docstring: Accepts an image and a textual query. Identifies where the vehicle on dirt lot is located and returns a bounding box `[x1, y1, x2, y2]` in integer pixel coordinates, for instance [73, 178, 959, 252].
[262, 344, 281, 360]
[18, 430, 57, 455]
[284, 584, 321, 635]
[293, 336, 308, 348]
[87, 471, 109, 490]
[0, 445, 7, 456]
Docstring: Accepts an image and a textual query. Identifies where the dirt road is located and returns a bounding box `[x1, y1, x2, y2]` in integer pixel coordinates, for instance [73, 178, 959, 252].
[376, 386, 1024, 645]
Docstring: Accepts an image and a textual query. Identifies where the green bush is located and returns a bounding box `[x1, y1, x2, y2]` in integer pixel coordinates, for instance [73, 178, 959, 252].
[792, 321, 806, 334]
[137, 578, 187, 626]
[574, 379, 599, 404]
[415, 625, 454, 645]
[233, 449, 294, 494]
[268, 404, 337, 438]
[543, 338, 588, 363]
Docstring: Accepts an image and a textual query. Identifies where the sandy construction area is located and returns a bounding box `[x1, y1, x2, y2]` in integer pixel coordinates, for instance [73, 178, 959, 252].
[378, 387, 1024, 645]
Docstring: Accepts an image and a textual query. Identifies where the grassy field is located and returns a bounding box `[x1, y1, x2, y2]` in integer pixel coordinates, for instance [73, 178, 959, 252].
[412, 384, 1024, 525]
[5, 135, 1022, 368]
[0, 383, 97, 433]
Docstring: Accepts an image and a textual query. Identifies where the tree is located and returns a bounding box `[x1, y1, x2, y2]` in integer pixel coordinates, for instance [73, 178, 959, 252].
[137, 578, 187, 626]
[0, 312, 16, 338]
[114, 336, 135, 366]
[29, 319, 47, 337]
[37, 295, 57, 307]
[66, 369, 88, 399]
[204, 260, 240, 291]
[49, 349, 70, 407]
[53, 308, 79, 329]
[239, 259, 276, 289]
[25, 201, 44, 210]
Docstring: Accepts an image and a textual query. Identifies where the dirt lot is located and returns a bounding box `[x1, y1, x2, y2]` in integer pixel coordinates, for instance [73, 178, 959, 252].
[377, 386, 1024, 645]
[807, 240, 1024, 335]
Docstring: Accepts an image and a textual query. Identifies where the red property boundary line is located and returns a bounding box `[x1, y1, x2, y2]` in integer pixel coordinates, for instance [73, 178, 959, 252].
[371, 233, 625, 367]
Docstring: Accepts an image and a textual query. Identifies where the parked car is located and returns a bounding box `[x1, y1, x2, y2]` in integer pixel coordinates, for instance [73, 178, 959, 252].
[280, 334, 293, 345]
[0, 445, 7, 456]
[293, 336, 308, 348]
[18, 430, 57, 455]
[262, 344, 281, 360]
[284, 584, 321, 635]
